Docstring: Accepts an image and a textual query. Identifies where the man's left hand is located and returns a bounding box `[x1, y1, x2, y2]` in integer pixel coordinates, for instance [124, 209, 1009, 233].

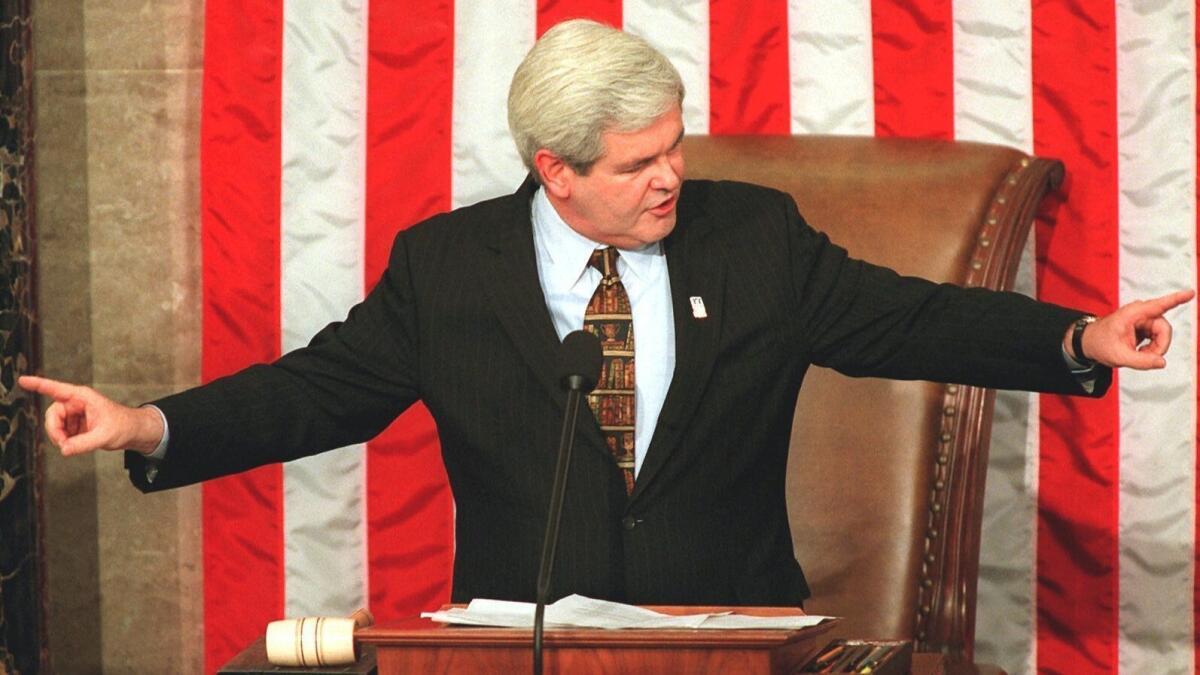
[1068, 289, 1195, 370]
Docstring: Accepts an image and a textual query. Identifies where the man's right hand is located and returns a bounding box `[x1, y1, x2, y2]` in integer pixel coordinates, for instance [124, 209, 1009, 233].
[18, 375, 165, 456]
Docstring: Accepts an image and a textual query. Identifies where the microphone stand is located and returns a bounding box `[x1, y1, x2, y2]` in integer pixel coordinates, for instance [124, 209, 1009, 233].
[533, 378, 587, 675]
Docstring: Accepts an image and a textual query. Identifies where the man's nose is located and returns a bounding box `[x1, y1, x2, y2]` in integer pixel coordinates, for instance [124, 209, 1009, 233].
[649, 156, 682, 191]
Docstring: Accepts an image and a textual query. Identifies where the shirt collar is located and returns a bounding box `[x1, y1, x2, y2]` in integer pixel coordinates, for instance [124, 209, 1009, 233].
[531, 187, 662, 291]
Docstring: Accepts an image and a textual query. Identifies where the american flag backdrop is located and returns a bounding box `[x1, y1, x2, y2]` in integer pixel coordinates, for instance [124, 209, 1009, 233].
[196, 1, 1197, 673]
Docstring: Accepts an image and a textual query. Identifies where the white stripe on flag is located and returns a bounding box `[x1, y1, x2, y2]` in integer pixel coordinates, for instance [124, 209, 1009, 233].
[785, 0, 873, 135]
[280, 0, 368, 617]
[951, 3, 1037, 672]
[976, 240, 1040, 675]
[1115, 0, 1198, 671]
[952, 0, 1032, 150]
[624, 0, 709, 135]
[452, 3, 536, 208]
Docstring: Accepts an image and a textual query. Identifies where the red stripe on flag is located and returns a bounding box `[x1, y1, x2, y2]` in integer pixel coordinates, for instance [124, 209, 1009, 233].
[1032, 1, 1120, 671]
[537, 0, 621, 35]
[708, 0, 790, 134]
[365, 0, 456, 623]
[199, 0, 284, 672]
[871, 0, 953, 139]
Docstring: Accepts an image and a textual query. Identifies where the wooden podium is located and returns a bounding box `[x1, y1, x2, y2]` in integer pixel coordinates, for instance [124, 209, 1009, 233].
[356, 606, 838, 674]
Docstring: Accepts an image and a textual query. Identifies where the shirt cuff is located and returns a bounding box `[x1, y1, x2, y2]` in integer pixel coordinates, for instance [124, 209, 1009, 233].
[142, 404, 169, 460]
[1062, 346, 1097, 394]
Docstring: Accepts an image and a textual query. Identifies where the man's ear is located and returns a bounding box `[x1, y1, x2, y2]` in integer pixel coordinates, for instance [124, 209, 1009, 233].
[534, 149, 574, 200]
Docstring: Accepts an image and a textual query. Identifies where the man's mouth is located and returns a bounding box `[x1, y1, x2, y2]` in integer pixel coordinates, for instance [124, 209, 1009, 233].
[648, 193, 678, 216]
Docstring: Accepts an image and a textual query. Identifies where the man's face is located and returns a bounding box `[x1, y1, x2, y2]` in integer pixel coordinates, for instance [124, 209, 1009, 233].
[554, 105, 685, 249]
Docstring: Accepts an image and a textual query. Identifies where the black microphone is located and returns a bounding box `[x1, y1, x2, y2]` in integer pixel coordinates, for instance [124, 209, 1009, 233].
[533, 330, 601, 675]
[557, 329, 603, 393]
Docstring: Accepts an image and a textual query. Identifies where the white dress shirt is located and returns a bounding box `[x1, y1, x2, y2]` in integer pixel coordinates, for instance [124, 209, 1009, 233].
[530, 187, 676, 478]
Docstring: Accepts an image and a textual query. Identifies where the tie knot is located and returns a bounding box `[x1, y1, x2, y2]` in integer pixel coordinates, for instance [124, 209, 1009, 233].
[589, 247, 620, 285]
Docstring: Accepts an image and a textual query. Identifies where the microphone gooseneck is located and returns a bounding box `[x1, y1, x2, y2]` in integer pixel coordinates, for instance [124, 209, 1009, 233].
[534, 330, 601, 675]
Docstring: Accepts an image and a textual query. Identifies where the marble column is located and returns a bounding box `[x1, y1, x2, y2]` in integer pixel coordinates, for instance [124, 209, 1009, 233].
[0, 1, 45, 672]
[32, 1, 204, 672]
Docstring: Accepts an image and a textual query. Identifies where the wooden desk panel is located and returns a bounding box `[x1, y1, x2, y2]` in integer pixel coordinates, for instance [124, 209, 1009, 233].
[359, 606, 837, 675]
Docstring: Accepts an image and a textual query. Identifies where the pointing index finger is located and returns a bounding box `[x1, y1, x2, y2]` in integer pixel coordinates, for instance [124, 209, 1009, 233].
[1142, 289, 1196, 316]
[18, 375, 81, 402]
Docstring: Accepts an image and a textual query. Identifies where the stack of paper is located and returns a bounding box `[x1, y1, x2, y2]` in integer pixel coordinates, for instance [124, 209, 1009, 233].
[421, 594, 832, 630]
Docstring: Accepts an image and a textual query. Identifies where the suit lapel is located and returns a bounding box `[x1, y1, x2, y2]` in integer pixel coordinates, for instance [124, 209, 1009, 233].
[630, 198, 726, 503]
[478, 177, 609, 459]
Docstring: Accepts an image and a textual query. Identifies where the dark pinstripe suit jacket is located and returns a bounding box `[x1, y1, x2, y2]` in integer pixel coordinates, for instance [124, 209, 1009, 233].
[128, 177, 1108, 606]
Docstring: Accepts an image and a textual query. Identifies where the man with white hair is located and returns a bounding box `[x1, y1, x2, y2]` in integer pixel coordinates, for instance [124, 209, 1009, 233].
[21, 20, 1190, 607]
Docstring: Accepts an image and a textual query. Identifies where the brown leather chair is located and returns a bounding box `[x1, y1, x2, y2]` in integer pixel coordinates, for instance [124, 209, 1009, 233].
[682, 135, 1063, 667]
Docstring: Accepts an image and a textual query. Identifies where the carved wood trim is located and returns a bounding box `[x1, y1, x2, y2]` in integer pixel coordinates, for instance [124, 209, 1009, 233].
[913, 156, 1065, 658]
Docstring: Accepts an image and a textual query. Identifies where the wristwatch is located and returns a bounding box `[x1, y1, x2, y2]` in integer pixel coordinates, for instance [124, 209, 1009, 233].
[1071, 315, 1097, 366]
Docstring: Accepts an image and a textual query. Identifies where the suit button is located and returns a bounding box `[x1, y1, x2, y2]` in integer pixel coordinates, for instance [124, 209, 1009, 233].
[621, 516, 638, 531]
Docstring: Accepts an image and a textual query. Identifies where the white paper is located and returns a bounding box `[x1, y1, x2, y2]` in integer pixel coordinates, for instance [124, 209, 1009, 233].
[421, 594, 832, 630]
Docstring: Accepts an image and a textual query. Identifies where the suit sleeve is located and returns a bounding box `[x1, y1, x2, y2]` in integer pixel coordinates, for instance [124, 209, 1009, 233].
[126, 231, 423, 492]
[778, 193, 1112, 396]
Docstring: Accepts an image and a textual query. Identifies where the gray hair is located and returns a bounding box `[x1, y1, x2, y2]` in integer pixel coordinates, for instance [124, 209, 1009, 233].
[507, 19, 685, 179]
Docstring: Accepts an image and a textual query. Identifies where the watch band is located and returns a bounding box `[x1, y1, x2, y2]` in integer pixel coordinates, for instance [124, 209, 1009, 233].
[1072, 315, 1097, 366]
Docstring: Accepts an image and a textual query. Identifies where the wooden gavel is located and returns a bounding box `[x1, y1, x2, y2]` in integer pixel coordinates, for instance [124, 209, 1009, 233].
[265, 607, 376, 667]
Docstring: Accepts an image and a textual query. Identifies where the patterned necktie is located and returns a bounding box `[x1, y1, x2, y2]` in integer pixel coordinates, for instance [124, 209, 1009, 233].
[583, 247, 636, 495]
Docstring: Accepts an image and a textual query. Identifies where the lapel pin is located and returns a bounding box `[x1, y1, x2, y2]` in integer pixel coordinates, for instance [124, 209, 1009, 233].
[689, 296, 708, 319]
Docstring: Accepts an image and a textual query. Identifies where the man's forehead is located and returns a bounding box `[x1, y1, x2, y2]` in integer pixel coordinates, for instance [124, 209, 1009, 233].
[599, 110, 685, 157]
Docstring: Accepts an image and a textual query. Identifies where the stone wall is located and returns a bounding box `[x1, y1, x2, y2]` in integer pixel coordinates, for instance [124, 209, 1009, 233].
[32, 1, 204, 672]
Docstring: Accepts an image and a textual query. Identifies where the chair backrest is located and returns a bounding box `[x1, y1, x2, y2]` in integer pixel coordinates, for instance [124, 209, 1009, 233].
[682, 135, 1063, 659]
